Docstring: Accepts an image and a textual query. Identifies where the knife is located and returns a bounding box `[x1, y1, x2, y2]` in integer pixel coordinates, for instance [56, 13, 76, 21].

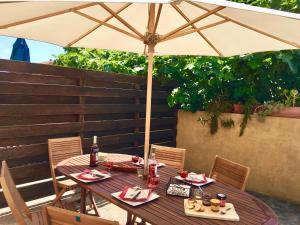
[131, 190, 142, 200]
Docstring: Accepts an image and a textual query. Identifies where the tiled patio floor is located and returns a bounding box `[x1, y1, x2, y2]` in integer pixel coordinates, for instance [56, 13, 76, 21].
[0, 192, 299, 225]
[250, 192, 300, 225]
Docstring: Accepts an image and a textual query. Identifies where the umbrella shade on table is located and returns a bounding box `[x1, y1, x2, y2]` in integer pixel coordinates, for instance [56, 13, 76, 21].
[10, 38, 30, 62]
[1, 0, 300, 172]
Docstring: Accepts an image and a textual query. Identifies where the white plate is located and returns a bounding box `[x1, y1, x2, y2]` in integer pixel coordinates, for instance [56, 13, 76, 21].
[70, 170, 111, 183]
[111, 191, 160, 206]
[175, 176, 215, 187]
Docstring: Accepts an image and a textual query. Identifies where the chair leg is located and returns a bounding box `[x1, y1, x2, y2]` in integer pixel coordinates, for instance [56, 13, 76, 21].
[51, 188, 67, 207]
[128, 215, 146, 225]
[88, 191, 100, 217]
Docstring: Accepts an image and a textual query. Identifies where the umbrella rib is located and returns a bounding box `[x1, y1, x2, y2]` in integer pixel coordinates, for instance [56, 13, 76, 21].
[160, 6, 225, 41]
[67, 3, 132, 47]
[73, 10, 142, 41]
[186, 1, 300, 48]
[99, 3, 144, 39]
[148, 3, 156, 34]
[0, 3, 98, 29]
[162, 20, 228, 42]
[153, 3, 163, 34]
[170, 4, 223, 56]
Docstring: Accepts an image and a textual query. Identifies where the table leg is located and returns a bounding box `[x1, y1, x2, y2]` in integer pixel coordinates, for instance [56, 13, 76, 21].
[80, 188, 86, 214]
[126, 212, 133, 225]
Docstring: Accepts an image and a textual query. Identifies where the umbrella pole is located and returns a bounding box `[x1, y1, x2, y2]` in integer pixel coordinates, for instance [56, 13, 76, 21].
[144, 3, 156, 176]
[143, 47, 154, 176]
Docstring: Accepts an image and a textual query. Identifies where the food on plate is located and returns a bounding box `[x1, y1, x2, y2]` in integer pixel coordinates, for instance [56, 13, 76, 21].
[202, 193, 212, 206]
[187, 198, 196, 204]
[210, 198, 221, 212]
[216, 193, 227, 207]
[187, 198, 196, 209]
[187, 203, 195, 209]
[194, 202, 205, 212]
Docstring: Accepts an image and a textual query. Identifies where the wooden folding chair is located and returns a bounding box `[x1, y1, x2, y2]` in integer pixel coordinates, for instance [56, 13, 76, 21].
[41, 206, 119, 225]
[0, 160, 43, 225]
[0, 161, 119, 225]
[151, 144, 186, 171]
[48, 136, 99, 215]
[209, 155, 250, 191]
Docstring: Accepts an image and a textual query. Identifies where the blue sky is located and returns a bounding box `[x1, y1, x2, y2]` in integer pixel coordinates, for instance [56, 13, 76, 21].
[0, 36, 64, 63]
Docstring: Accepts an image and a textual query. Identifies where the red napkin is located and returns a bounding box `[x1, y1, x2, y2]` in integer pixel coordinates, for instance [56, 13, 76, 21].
[185, 173, 207, 184]
[119, 186, 152, 202]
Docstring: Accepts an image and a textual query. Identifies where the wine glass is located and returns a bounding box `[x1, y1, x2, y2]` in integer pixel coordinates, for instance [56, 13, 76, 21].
[106, 161, 113, 175]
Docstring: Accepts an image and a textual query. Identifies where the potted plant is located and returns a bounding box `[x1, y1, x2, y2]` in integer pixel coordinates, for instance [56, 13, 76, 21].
[255, 101, 285, 121]
[256, 89, 300, 120]
[233, 103, 244, 114]
[272, 89, 300, 118]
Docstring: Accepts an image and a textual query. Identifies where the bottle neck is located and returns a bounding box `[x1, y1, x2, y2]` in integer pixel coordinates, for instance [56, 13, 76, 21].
[149, 153, 156, 161]
[93, 136, 97, 145]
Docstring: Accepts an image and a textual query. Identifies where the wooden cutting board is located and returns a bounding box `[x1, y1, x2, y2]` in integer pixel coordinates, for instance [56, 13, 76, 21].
[184, 199, 240, 221]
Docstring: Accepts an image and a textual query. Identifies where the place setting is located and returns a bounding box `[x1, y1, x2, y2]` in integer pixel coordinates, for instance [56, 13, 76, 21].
[70, 169, 112, 183]
[111, 186, 160, 207]
[175, 170, 215, 187]
[111, 152, 162, 206]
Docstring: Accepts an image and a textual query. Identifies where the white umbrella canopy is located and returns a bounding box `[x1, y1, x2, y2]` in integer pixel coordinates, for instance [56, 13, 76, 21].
[1, 0, 300, 172]
[1, 0, 300, 56]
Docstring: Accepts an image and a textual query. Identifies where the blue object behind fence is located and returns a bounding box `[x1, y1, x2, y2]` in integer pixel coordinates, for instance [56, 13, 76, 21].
[10, 38, 30, 62]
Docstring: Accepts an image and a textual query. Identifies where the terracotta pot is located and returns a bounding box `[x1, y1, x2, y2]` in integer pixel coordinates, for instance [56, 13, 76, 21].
[271, 107, 300, 118]
[233, 104, 244, 114]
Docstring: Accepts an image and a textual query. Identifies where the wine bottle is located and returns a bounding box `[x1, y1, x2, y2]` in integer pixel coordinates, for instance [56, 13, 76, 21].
[89, 136, 99, 167]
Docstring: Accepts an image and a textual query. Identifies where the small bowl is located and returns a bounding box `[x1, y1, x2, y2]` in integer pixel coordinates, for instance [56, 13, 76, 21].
[132, 156, 139, 163]
[179, 170, 188, 178]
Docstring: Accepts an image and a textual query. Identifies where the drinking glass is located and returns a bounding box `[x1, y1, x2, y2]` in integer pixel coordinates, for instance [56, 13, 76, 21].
[106, 161, 113, 175]
[193, 188, 203, 200]
[136, 168, 144, 178]
[148, 176, 160, 188]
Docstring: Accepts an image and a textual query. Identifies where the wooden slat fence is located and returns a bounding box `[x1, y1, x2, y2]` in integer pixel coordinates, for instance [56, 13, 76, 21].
[0, 59, 176, 207]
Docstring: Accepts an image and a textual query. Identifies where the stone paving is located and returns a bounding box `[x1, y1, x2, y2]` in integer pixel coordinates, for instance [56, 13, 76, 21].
[0, 192, 299, 225]
[249, 192, 300, 225]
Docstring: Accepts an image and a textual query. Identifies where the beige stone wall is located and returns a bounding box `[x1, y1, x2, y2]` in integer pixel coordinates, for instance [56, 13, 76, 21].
[177, 110, 300, 204]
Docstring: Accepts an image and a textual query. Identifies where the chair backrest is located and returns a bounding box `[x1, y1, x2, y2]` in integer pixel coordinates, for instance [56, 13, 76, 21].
[209, 155, 250, 191]
[0, 161, 31, 225]
[151, 144, 186, 171]
[48, 136, 83, 194]
[42, 206, 119, 225]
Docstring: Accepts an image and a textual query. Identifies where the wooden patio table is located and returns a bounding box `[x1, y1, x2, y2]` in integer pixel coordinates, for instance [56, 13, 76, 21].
[56, 154, 278, 225]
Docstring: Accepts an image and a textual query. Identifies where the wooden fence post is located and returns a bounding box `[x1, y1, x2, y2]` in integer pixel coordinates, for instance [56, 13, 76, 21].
[134, 84, 141, 155]
[79, 75, 86, 143]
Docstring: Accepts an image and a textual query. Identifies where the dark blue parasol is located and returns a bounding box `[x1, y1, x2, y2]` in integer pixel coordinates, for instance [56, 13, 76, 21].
[10, 38, 30, 62]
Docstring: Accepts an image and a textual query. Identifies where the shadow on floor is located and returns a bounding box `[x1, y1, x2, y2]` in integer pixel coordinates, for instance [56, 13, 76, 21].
[249, 191, 300, 225]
